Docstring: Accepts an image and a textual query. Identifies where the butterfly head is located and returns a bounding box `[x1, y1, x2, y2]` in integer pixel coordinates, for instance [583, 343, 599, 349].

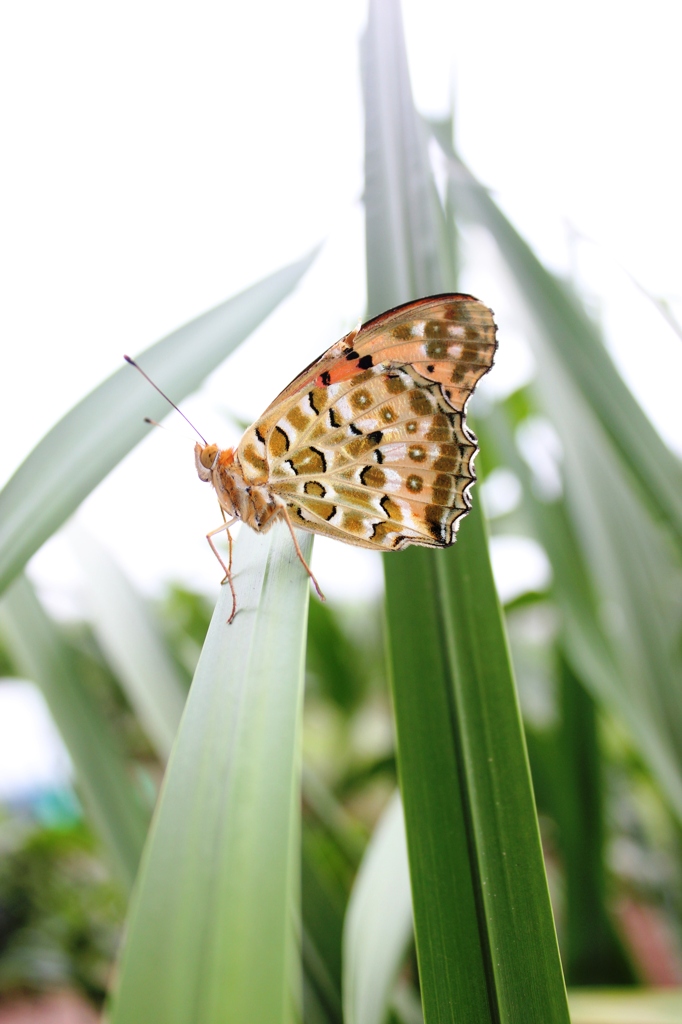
[195, 442, 221, 481]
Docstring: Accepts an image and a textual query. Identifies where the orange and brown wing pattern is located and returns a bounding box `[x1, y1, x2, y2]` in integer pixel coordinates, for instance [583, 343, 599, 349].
[258, 294, 495, 416]
[236, 294, 496, 549]
[313, 294, 496, 411]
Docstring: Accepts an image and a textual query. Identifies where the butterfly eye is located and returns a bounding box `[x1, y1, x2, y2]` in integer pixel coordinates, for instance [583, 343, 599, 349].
[199, 444, 219, 469]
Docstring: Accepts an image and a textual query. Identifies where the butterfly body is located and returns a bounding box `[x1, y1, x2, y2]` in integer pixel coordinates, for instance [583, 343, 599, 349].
[195, 443, 282, 535]
[195, 294, 497, 618]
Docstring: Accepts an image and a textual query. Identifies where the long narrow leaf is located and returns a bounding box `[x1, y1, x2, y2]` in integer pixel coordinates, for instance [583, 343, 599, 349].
[554, 656, 634, 984]
[438, 502, 571, 1019]
[484, 404, 682, 820]
[362, 1, 447, 310]
[0, 574, 150, 890]
[542, 355, 682, 815]
[343, 791, 413, 1024]
[362, 4, 490, 1016]
[382, 549, 493, 1021]
[70, 525, 187, 761]
[442, 151, 682, 544]
[360, 3, 569, 1021]
[301, 766, 364, 1024]
[0, 252, 316, 595]
[108, 525, 311, 1024]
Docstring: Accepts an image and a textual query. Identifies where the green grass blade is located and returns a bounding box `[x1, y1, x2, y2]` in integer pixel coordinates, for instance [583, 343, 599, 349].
[438, 503, 570, 1019]
[0, 574, 150, 889]
[361, 2, 569, 1020]
[306, 598, 368, 713]
[383, 550, 493, 1022]
[361, 1, 447, 313]
[108, 525, 311, 1024]
[488, 489, 633, 982]
[71, 527, 187, 761]
[0, 252, 316, 596]
[553, 657, 634, 984]
[362, 5, 491, 1013]
[544, 367, 682, 815]
[301, 862, 344, 1024]
[300, 768, 363, 1024]
[443, 152, 682, 543]
[484, 403, 682, 821]
[343, 791, 413, 1024]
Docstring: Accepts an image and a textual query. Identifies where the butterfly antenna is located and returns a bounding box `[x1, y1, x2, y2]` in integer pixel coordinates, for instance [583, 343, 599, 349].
[124, 355, 208, 445]
[144, 418, 200, 444]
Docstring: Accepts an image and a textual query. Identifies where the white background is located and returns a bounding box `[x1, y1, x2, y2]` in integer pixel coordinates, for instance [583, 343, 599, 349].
[1, 0, 681, 615]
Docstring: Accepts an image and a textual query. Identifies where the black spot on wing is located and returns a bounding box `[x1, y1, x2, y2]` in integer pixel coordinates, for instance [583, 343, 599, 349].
[274, 425, 290, 452]
[374, 449, 384, 464]
[358, 354, 373, 370]
[308, 391, 320, 414]
[345, 350, 359, 361]
[309, 447, 326, 472]
[321, 371, 331, 386]
[367, 430, 383, 445]
[286, 459, 298, 475]
[304, 481, 327, 498]
[329, 407, 341, 428]
[255, 426, 265, 444]
[425, 504, 449, 543]
[429, 521, 446, 542]
[349, 422, 363, 436]
[360, 465, 386, 487]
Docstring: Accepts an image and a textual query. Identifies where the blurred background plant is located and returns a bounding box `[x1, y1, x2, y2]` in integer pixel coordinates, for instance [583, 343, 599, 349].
[1, 0, 682, 1021]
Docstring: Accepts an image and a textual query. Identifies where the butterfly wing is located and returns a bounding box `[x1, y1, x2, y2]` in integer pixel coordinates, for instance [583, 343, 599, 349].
[236, 294, 497, 550]
[315, 293, 497, 409]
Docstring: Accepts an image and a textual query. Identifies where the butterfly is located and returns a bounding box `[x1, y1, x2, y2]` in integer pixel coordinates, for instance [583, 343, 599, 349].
[192, 294, 497, 622]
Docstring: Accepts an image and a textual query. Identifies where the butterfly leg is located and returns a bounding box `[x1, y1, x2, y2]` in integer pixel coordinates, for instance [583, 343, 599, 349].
[220, 507, 234, 574]
[276, 501, 326, 603]
[206, 516, 238, 623]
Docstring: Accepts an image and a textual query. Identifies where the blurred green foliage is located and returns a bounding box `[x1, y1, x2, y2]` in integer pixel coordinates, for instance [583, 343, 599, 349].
[0, 815, 124, 1004]
[2, 559, 682, 1012]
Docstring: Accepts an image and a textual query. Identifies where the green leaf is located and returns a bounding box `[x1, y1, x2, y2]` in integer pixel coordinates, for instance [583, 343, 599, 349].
[302, 848, 345, 1024]
[0, 252, 316, 596]
[343, 791, 413, 1024]
[70, 525, 187, 761]
[361, 2, 569, 1020]
[438, 505, 572, 1016]
[552, 657, 634, 984]
[537, 364, 682, 819]
[485, 390, 682, 823]
[361, 3, 447, 315]
[383, 549, 492, 1021]
[300, 767, 364, 1024]
[0, 574, 150, 890]
[107, 525, 311, 1024]
[306, 597, 367, 712]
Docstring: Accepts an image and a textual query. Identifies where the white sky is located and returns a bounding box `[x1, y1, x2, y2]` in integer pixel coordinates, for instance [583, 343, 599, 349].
[1, 0, 681, 617]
